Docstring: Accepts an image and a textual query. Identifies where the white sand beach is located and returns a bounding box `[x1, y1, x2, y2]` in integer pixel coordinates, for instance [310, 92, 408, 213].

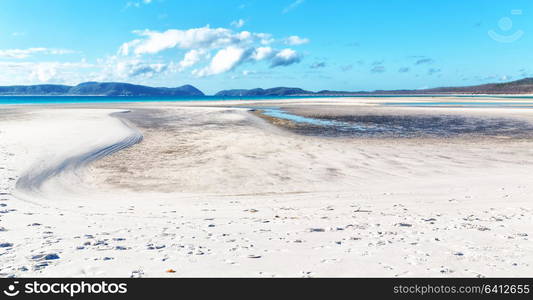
[1, 97, 532, 277]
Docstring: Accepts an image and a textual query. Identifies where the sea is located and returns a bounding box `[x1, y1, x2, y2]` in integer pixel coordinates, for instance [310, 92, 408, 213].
[2, 94, 533, 106]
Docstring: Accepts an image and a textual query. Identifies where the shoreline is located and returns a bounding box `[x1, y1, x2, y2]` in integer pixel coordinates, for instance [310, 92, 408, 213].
[3, 94, 533, 108]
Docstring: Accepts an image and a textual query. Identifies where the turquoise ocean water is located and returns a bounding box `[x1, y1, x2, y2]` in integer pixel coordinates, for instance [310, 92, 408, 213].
[0, 95, 285, 105]
[2, 95, 533, 106]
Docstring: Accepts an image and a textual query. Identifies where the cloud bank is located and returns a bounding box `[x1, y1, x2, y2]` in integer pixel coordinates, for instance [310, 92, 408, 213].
[0, 48, 74, 59]
[0, 25, 309, 84]
[117, 26, 307, 77]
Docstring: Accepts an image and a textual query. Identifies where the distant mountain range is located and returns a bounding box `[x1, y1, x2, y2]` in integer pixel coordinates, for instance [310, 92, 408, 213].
[215, 87, 311, 97]
[216, 78, 533, 96]
[2, 78, 533, 97]
[312, 78, 533, 95]
[0, 82, 204, 96]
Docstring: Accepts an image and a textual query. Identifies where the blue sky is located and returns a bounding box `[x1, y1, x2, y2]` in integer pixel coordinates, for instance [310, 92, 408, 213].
[0, 0, 531, 94]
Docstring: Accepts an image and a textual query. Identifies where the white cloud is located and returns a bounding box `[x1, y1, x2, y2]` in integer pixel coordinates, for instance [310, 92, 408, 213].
[30, 63, 58, 82]
[96, 56, 169, 80]
[118, 26, 305, 77]
[231, 19, 245, 28]
[0, 48, 46, 59]
[125, 0, 152, 8]
[193, 46, 248, 77]
[193, 46, 301, 76]
[270, 48, 301, 67]
[500, 75, 511, 81]
[178, 49, 209, 69]
[427, 68, 441, 75]
[257, 33, 275, 45]
[116, 60, 167, 78]
[370, 65, 385, 73]
[49, 49, 76, 55]
[0, 26, 306, 84]
[0, 61, 94, 84]
[118, 39, 141, 56]
[251, 47, 274, 61]
[284, 35, 309, 45]
[310, 61, 326, 69]
[0, 48, 75, 59]
[282, 0, 305, 14]
[120, 26, 262, 56]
